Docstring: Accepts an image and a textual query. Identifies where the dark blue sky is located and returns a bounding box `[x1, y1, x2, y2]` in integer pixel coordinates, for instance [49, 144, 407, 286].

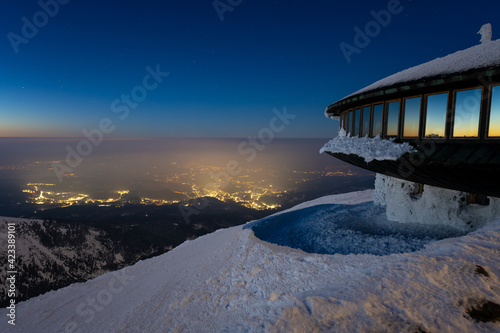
[2, 0, 500, 138]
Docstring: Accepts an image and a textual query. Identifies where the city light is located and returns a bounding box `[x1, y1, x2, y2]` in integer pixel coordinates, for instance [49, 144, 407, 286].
[20, 161, 360, 211]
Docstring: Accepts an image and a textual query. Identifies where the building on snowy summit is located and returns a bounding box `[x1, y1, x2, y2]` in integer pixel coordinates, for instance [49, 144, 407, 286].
[322, 24, 500, 201]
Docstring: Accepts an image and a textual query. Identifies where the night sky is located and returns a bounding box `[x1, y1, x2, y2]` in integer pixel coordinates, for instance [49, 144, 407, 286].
[2, 0, 500, 138]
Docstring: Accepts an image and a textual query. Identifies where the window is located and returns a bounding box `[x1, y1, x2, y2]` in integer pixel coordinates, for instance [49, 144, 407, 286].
[362, 106, 370, 137]
[354, 108, 360, 136]
[386, 101, 399, 137]
[424, 93, 448, 138]
[403, 97, 421, 137]
[488, 86, 500, 137]
[453, 88, 482, 138]
[349, 110, 353, 135]
[372, 103, 383, 137]
[346, 111, 351, 134]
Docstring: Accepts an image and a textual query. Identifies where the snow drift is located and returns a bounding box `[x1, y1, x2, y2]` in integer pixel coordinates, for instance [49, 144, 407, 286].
[320, 129, 416, 163]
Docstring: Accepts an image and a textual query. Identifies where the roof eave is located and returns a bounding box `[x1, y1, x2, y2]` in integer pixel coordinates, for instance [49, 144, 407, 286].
[326, 66, 500, 117]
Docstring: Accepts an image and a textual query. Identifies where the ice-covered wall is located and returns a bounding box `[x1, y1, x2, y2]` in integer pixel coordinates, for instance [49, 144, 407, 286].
[374, 174, 500, 232]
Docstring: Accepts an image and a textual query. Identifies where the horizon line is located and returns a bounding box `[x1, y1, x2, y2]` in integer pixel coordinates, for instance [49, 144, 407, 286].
[0, 136, 334, 140]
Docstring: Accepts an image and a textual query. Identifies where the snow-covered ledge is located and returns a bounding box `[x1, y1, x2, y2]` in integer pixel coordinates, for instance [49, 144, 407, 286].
[374, 174, 500, 232]
[320, 129, 416, 163]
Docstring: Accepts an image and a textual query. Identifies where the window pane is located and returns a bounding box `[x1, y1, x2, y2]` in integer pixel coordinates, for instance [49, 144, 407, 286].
[403, 97, 421, 137]
[362, 106, 370, 137]
[386, 101, 399, 136]
[354, 108, 360, 136]
[348, 110, 353, 135]
[489, 86, 500, 137]
[453, 88, 482, 138]
[372, 104, 383, 137]
[425, 93, 448, 138]
[345, 111, 352, 133]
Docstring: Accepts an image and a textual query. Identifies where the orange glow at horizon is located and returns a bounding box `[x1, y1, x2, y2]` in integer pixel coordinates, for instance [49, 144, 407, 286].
[453, 88, 481, 138]
[403, 97, 421, 138]
[489, 86, 500, 137]
[0, 124, 79, 137]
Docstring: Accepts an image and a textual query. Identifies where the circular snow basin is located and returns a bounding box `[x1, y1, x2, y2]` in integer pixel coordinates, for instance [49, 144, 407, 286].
[247, 202, 468, 256]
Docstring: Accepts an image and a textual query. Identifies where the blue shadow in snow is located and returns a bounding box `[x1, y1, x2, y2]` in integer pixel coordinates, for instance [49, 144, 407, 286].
[245, 202, 466, 256]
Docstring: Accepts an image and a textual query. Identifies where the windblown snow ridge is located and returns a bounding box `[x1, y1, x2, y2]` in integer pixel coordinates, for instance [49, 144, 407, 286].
[320, 129, 416, 162]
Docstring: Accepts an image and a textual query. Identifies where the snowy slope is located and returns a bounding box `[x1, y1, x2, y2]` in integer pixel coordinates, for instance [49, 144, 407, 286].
[0, 217, 124, 306]
[0, 218, 112, 272]
[2, 190, 500, 332]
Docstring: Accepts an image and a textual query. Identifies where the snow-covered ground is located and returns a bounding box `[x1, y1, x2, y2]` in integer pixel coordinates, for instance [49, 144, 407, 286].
[2, 190, 500, 332]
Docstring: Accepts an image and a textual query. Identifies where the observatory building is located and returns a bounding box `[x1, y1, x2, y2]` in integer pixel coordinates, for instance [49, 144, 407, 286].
[323, 27, 500, 199]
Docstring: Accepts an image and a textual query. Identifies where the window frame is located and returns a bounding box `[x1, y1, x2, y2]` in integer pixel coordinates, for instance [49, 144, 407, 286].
[422, 91, 449, 140]
[353, 108, 361, 137]
[384, 99, 401, 138]
[348, 109, 354, 135]
[486, 84, 500, 138]
[360, 104, 371, 137]
[371, 102, 384, 138]
[402, 95, 422, 139]
[345, 110, 351, 134]
[451, 86, 484, 139]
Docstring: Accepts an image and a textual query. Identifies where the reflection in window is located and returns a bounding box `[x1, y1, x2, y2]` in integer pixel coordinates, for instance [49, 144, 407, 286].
[386, 101, 399, 136]
[425, 93, 448, 138]
[403, 97, 421, 137]
[346, 111, 351, 134]
[362, 106, 370, 137]
[372, 103, 383, 137]
[349, 110, 353, 135]
[453, 88, 482, 138]
[354, 108, 360, 136]
[489, 86, 500, 137]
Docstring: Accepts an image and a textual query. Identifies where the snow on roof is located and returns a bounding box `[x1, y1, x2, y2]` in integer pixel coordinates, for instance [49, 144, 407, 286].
[320, 129, 416, 163]
[345, 38, 500, 99]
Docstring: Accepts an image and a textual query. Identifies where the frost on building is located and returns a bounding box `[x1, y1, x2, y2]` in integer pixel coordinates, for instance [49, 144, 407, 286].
[322, 26, 500, 229]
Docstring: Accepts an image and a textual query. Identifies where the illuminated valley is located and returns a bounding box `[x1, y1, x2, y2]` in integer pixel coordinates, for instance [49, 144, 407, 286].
[20, 161, 363, 211]
[0, 138, 375, 219]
